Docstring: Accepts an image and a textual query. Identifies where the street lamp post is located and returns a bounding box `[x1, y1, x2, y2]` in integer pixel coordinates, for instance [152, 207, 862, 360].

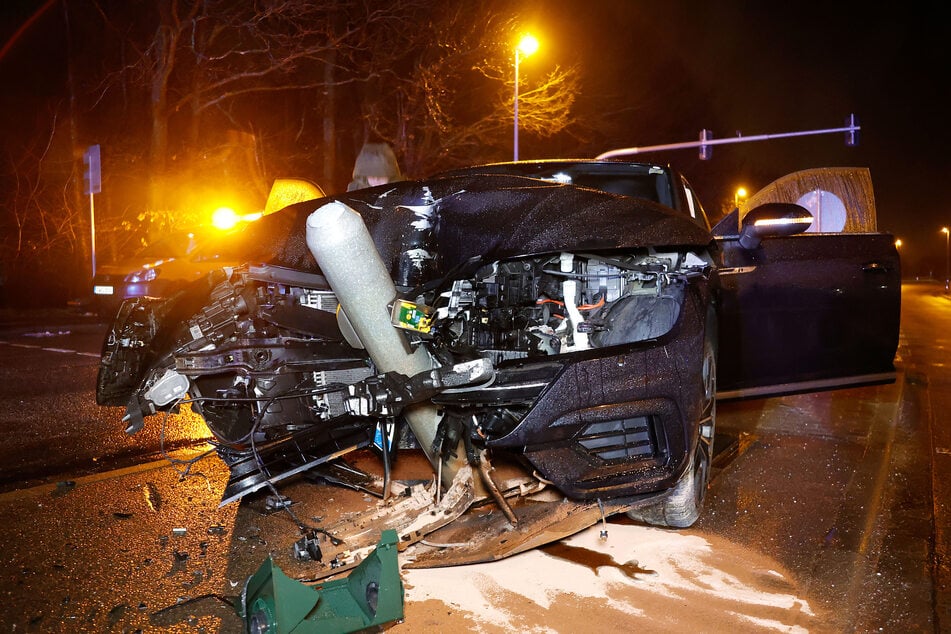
[942, 227, 949, 291]
[734, 186, 747, 209]
[513, 34, 538, 161]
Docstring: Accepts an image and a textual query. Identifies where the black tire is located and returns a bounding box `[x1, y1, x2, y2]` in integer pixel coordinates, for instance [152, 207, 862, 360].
[627, 309, 716, 528]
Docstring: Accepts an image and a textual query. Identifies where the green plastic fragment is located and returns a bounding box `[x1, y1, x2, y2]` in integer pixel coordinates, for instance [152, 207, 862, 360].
[239, 529, 404, 634]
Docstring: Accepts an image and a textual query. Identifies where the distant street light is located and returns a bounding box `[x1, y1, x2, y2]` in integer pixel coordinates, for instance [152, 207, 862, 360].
[514, 34, 539, 162]
[942, 227, 949, 291]
[734, 186, 748, 208]
[894, 238, 902, 250]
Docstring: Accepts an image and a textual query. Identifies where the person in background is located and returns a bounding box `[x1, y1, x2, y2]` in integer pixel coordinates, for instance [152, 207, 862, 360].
[347, 142, 403, 191]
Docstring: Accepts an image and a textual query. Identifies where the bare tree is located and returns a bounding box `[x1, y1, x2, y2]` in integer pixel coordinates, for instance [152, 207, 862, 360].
[0, 1, 588, 306]
[89, 0, 581, 195]
[359, 4, 581, 176]
[0, 105, 88, 305]
[10, 1, 582, 269]
[97, 0, 437, 204]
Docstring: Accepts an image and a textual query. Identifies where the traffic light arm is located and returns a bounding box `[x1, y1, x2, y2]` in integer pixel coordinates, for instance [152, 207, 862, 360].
[596, 114, 860, 160]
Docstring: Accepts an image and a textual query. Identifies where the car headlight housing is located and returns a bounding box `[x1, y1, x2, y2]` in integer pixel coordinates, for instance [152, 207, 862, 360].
[125, 267, 159, 283]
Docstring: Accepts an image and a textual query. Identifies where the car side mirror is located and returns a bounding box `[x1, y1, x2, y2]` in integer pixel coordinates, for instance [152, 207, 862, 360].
[738, 203, 814, 249]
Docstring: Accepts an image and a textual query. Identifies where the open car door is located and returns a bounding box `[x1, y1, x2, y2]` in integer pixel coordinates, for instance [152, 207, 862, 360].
[712, 167, 901, 399]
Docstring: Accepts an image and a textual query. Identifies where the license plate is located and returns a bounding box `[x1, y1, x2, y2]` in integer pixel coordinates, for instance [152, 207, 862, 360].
[94, 285, 114, 296]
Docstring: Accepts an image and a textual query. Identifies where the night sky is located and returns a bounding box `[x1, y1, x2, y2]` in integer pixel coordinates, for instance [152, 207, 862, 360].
[532, 2, 950, 275]
[2, 1, 949, 275]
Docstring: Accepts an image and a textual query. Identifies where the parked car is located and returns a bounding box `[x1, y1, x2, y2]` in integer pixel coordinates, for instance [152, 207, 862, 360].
[91, 179, 325, 319]
[91, 229, 250, 318]
[94, 162, 900, 568]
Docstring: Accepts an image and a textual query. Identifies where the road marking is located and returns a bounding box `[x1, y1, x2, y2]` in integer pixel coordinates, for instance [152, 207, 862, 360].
[0, 340, 99, 358]
[0, 447, 212, 503]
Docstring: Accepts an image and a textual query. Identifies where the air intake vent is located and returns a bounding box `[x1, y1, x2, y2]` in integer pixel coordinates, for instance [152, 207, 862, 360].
[578, 416, 656, 461]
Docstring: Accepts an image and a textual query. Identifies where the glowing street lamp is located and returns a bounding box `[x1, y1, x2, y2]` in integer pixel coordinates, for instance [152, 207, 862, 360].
[514, 34, 539, 161]
[942, 227, 949, 291]
[734, 186, 748, 208]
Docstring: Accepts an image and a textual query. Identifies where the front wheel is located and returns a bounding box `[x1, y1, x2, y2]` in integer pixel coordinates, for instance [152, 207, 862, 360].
[627, 310, 716, 528]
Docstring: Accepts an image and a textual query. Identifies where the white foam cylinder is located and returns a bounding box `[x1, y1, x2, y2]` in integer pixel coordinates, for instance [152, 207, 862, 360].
[305, 201, 463, 485]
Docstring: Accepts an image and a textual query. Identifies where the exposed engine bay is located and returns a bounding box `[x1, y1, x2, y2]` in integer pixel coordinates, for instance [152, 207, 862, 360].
[100, 242, 708, 492]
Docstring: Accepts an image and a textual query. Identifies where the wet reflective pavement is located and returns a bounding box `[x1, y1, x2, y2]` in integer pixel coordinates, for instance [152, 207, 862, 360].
[0, 284, 947, 632]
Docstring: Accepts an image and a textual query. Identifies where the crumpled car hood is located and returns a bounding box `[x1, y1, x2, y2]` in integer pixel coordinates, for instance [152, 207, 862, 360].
[245, 174, 713, 277]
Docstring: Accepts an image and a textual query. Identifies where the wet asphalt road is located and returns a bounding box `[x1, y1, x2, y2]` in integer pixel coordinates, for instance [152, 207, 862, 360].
[0, 283, 947, 632]
[0, 317, 212, 493]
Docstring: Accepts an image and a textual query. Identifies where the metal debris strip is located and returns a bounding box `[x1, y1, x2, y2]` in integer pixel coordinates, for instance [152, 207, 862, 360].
[295, 465, 477, 581]
[280, 457, 648, 575]
[403, 492, 640, 569]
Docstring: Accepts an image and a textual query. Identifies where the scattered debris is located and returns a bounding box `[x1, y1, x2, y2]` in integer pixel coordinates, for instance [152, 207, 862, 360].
[166, 550, 190, 578]
[823, 527, 839, 547]
[293, 532, 323, 562]
[207, 524, 227, 535]
[107, 603, 126, 626]
[183, 569, 204, 590]
[265, 495, 292, 512]
[143, 482, 162, 512]
[51, 481, 76, 497]
[172, 527, 187, 537]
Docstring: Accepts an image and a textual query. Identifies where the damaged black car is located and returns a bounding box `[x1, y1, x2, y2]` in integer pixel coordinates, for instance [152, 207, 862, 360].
[95, 161, 900, 567]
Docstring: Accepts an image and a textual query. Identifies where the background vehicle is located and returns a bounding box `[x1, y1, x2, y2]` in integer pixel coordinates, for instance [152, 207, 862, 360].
[89, 179, 325, 319]
[91, 228, 251, 318]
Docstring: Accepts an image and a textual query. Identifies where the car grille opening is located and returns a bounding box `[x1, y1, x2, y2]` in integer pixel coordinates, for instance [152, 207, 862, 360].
[577, 416, 657, 461]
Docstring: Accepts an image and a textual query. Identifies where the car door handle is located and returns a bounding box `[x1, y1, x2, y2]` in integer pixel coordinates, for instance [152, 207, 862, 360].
[718, 266, 757, 276]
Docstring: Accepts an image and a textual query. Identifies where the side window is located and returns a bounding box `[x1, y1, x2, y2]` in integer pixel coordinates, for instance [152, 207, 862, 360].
[680, 178, 710, 230]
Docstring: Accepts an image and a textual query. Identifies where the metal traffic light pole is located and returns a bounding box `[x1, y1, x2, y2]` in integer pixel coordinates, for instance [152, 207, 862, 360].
[596, 114, 860, 161]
